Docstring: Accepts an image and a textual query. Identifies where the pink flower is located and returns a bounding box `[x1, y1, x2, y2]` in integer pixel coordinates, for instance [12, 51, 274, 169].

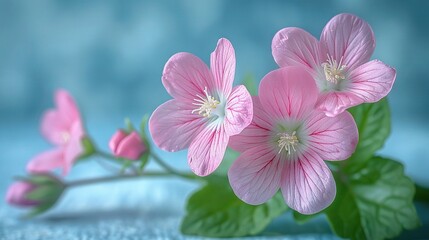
[228, 66, 358, 214]
[149, 38, 253, 176]
[272, 13, 396, 116]
[27, 89, 85, 175]
[5, 181, 39, 207]
[109, 130, 146, 160]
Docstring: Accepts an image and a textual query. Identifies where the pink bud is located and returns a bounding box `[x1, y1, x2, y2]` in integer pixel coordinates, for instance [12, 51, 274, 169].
[5, 181, 39, 207]
[109, 130, 146, 160]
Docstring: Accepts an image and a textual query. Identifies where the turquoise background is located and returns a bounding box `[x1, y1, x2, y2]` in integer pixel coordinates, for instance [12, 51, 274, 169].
[0, 0, 428, 239]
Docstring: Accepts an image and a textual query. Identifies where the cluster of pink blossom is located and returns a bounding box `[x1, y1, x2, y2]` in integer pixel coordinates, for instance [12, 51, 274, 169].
[6, 90, 85, 208]
[149, 13, 395, 214]
[6, 91, 147, 209]
[6, 13, 395, 216]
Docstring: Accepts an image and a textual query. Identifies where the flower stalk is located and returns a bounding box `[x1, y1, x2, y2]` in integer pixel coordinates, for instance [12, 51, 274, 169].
[65, 171, 192, 188]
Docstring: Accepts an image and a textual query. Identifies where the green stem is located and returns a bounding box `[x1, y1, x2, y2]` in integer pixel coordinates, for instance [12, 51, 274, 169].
[150, 152, 198, 180]
[66, 171, 176, 188]
[94, 148, 198, 181]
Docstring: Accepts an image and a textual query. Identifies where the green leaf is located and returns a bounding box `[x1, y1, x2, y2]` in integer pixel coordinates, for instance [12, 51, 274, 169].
[26, 203, 55, 218]
[346, 98, 390, 168]
[326, 156, 420, 240]
[241, 73, 258, 96]
[139, 151, 150, 171]
[139, 114, 151, 151]
[124, 117, 136, 132]
[181, 175, 288, 237]
[120, 159, 132, 174]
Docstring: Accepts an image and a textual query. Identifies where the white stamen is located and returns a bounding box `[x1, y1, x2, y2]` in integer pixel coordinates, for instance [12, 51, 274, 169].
[321, 54, 347, 84]
[277, 131, 299, 155]
[192, 87, 220, 118]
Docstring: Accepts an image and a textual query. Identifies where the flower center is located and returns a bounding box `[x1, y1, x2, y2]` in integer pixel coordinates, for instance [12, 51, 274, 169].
[61, 132, 70, 143]
[321, 54, 347, 84]
[277, 131, 299, 155]
[192, 87, 220, 118]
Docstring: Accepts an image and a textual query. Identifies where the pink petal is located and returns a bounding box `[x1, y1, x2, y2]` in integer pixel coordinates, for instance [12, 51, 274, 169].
[6, 182, 39, 207]
[305, 111, 358, 161]
[149, 99, 206, 152]
[109, 130, 127, 154]
[224, 85, 253, 136]
[259, 67, 318, 120]
[228, 123, 270, 153]
[55, 89, 81, 125]
[162, 52, 215, 103]
[316, 91, 363, 117]
[228, 145, 282, 205]
[320, 13, 375, 71]
[40, 109, 70, 146]
[228, 97, 272, 152]
[115, 132, 146, 160]
[250, 97, 275, 131]
[348, 60, 396, 102]
[26, 148, 64, 174]
[41, 89, 81, 146]
[63, 121, 85, 175]
[281, 150, 336, 214]
[188, 125, 229, 176]
[272, 27, 321, 72]
[210, 38, 235, 96]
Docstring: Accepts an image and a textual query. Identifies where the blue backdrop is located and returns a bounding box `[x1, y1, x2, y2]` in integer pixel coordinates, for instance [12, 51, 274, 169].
[0, 0, 428, 239]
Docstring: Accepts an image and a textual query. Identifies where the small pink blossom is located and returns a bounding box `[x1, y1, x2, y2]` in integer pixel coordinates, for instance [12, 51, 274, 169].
[149, 38, 253, 176]
[109, 130, 146, 160]
[5, 181, 39, 207]
[272, 13, 396, 116]
[27, 89, 85, 175]
[228, 66, 358, 214]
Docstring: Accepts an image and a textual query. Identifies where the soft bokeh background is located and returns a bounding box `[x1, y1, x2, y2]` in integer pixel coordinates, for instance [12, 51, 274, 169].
[0, 0, 428, 239]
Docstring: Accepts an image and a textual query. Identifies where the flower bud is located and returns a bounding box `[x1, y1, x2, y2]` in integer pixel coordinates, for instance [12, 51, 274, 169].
[109, 130, 147, 160]
[5, 174, 65, 217]
[6, 181, 39, 207]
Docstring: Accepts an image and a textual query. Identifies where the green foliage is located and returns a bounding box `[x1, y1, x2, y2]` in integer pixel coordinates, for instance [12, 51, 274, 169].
[326, 156, 420, 240]
[181, 176, 287, 237]
[346, 98, 390, 170]
[124, 117, 136, 132]
[139, 115, 151, 171]
[324, 99, 420, 239]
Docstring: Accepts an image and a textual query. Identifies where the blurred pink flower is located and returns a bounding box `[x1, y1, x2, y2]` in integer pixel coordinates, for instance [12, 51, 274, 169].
[27, 90, 85, 175]
[5, 181, 39, 207]
[149, 38, 253, 176]
[228, 67, 358, 214]
[272, 13, 396, 116]
[109, 130, 146, 160]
